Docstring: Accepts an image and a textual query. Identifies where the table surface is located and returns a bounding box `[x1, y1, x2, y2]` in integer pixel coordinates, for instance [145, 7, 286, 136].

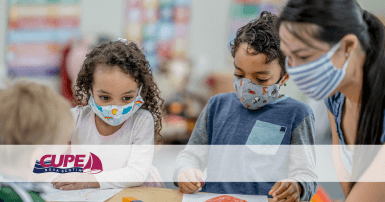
[106, 187, 303, 202]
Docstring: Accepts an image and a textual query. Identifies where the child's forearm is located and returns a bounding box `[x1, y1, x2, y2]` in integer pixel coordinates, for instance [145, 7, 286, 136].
[173, 146, 208, 186]
[173, 104, 210, 185]
[95, 166, 150, 189]
[288, 114, 318, 201]
[95, 144, 154, 189]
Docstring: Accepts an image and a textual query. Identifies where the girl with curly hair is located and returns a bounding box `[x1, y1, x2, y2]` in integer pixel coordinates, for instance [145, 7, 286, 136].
[52, 38, 165, 190]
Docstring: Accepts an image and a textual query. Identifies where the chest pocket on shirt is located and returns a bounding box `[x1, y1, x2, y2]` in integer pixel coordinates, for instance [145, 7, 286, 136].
[246, 120, 286, 155]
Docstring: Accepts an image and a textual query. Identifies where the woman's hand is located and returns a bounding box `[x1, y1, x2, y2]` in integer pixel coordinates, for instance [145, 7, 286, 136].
[269, 179, 302, 202]
[51, 173, 100, 190]
[178, 168, 205, 194]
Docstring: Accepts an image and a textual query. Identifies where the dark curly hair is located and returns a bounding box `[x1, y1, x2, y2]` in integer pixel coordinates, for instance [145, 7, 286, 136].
[74, 40, 164, 143]
[230, 11, 286, 77]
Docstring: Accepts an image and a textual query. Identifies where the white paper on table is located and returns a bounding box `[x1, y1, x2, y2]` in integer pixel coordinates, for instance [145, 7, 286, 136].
[41, 188, 123, 201]
[182, 193, 268, 202]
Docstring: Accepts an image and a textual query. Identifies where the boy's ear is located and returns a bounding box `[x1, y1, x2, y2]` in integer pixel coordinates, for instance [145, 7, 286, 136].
[279, 74, 290, 86]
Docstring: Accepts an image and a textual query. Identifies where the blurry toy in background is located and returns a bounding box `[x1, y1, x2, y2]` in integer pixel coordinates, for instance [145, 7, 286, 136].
[155, 59, 207, 144]
[59, 34, 115, 106]
[205, 69, 235, 96]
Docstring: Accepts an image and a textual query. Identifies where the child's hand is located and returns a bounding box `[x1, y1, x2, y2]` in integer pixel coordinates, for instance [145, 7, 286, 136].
[51, 173, 100, 190]
[52, 182, 100, 190]
[178, 168, 205, 194]
[269, 179, 302, 202]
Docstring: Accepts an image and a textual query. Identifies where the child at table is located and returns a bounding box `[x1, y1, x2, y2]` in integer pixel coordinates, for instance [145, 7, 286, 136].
[52, 38, 165, 190]
[0, 81, 74, 202]
[174, 11, 318, 202]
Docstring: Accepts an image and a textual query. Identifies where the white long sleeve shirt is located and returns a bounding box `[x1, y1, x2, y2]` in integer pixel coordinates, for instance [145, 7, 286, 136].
[70, 106, 158, 189]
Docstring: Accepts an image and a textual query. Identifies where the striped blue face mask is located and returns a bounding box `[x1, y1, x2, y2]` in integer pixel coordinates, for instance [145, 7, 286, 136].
[285, 40, 351, 100]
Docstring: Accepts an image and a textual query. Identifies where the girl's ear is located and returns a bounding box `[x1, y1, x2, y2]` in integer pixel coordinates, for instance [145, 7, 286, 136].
[279, 74, 290, 86]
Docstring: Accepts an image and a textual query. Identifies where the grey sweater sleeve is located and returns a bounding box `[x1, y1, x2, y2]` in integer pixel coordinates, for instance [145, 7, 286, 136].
[288, 114, 319, 201]
[173, 103, 209, 187]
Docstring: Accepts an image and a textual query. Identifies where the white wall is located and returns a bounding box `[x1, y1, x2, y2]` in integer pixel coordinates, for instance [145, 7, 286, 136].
[0, 0, 6, 64]
[357, 0, 385, 16]
[0, 0, 7, 87]
[189, 0, 231, 70]
[79, 0, 124, 39]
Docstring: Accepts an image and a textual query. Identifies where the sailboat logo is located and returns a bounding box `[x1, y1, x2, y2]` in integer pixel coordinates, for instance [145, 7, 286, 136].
[82, 152, 103, 174]
[33, 152, 103, 174]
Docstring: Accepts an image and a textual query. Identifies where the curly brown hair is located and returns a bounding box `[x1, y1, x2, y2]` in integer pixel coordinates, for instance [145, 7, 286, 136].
[230, 11, 286, 76]
[74, 40, 164, 143]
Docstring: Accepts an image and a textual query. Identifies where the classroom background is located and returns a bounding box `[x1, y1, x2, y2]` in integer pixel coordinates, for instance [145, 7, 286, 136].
[0, 0, 384, 201]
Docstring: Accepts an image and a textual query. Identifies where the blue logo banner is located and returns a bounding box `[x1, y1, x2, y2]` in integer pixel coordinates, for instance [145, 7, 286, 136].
[33, 160, 84, 174]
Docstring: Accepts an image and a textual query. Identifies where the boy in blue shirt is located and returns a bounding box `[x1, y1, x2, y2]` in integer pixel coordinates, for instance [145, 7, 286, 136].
[174, 11, 318, 202]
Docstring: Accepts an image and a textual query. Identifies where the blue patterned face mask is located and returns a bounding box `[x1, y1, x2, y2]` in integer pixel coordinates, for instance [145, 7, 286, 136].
[88, 86, 145, 126]
[285, 40, 352, 100]
[233, 77, 281, 110]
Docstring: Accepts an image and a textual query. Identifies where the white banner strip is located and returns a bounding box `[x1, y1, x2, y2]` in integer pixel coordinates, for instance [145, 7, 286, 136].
[0, 145, 384, 183]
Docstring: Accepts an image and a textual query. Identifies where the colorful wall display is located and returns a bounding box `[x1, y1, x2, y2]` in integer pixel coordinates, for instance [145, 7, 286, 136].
[6, 0, 81, 77]
[124, 0, 191, 72]
[227, 0, 285, 50]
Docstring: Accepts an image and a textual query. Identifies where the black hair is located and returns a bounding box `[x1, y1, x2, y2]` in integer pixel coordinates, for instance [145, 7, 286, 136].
[230, 11, 286, 77]
[277, 0, 385, 191]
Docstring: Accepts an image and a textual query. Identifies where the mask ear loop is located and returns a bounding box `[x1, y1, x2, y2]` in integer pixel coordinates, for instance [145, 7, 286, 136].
[276, 75, 284, 84]
[276, 73, 286, 87]
[285, 57, 291, 68]
[88, 91, 95, 105]
[88, 86, 95, 103]
[332, 40, 352, 72]
[137, 85, 143, 97]
[327, 40, 344, 57]
[341, 52, 353, 72]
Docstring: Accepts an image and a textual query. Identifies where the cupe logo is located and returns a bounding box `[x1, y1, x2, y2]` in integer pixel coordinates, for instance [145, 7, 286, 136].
[33, 152, 103, 174]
